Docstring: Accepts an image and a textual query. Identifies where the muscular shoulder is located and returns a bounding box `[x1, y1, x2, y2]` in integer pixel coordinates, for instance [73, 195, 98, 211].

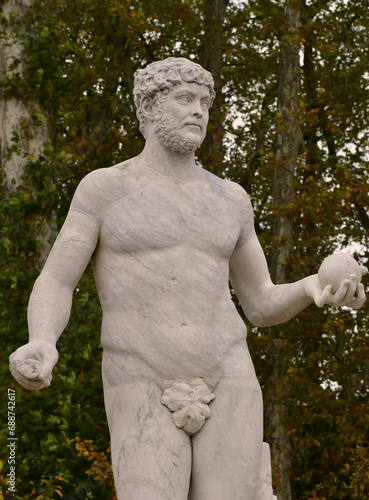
[70, 159, 134, 216]
[203, 170, 254, 246]
[202, 170, 253, 212]
[223, 179, 253, 212]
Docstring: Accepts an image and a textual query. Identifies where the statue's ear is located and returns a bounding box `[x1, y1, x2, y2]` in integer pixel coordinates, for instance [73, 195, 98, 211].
[140, 96, 155, 120]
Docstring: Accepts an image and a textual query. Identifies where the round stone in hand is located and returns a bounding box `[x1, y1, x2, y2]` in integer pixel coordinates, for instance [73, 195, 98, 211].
[318, 253, 362, 293]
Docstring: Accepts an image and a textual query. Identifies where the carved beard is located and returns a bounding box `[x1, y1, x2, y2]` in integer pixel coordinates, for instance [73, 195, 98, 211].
[154, 110, 203, 154]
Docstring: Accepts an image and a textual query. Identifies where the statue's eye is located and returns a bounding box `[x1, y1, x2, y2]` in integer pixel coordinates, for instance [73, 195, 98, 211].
[177, 95, 190, 103]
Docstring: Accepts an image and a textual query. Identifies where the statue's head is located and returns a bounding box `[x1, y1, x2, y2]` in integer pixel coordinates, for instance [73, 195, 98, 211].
[134, 57, 215, 140]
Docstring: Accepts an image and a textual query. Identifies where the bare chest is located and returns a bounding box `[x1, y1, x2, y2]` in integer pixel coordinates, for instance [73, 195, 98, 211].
[97, 177, 239, 257]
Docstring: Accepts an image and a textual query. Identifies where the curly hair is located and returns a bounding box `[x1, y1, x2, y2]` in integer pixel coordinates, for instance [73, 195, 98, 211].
[133, 57, 216, 138]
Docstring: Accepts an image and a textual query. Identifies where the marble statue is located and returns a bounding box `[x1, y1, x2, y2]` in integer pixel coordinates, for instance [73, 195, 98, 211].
[9, 57, 366, 500]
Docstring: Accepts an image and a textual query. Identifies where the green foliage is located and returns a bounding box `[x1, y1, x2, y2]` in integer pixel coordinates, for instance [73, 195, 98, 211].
[1, 0, 368, 498]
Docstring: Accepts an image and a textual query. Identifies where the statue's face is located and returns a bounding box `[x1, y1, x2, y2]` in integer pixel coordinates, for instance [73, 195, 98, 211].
[153, 81, 211, 154]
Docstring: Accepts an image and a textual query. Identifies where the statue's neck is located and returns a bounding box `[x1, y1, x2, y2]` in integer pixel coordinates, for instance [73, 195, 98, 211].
[141, 141, 200, 182]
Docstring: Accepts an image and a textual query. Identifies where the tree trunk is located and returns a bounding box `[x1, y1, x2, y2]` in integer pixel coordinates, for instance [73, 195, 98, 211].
[265, 2, 303, 499]
[201, 0, 229, 175]
[0, 0, 56, 269]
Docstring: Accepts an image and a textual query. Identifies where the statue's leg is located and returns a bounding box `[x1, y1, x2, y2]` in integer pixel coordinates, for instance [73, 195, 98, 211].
[190, 377, 265, 500]
[104, 381, 192, 500]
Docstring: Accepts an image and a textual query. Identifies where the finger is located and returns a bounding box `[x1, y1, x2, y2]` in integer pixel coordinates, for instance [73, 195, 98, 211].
[331, 279, 351, 305]
[39, 365, 55, 382]
[349, 283, 366, 310]
[9, 349, 25, 367]
[315, 285, 332, 308]
[9, 346, 37, 367]
[9, 363, 48, 390]
[16, 372, 50, 390]
[345, 274, 358, 301]
[361, 265, 368, 277]
[9, 355, 29, 376]
[39, 349, 58, 381]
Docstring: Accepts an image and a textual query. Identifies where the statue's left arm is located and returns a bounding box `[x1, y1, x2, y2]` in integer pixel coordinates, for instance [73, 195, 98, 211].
[229, 230, 365, 327]
[227, 183, 366, 328]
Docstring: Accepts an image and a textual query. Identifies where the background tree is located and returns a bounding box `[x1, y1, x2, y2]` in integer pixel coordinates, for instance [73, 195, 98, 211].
[0, 0, 56, 269]
[1, 0, 368, 498]
[201, 0, 229, 174]
[266, 2, 302, 499]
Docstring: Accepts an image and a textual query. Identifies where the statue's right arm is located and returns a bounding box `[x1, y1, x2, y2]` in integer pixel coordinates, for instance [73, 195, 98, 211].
[9, 174, 101, 390]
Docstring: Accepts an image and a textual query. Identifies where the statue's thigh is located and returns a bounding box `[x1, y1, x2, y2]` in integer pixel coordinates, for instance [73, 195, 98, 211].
[190, 377, 264, 500]
[104, 381, 192, 500]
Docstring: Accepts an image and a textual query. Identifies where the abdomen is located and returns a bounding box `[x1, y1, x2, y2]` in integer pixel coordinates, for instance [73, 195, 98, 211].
[100, 297, 249, 387]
